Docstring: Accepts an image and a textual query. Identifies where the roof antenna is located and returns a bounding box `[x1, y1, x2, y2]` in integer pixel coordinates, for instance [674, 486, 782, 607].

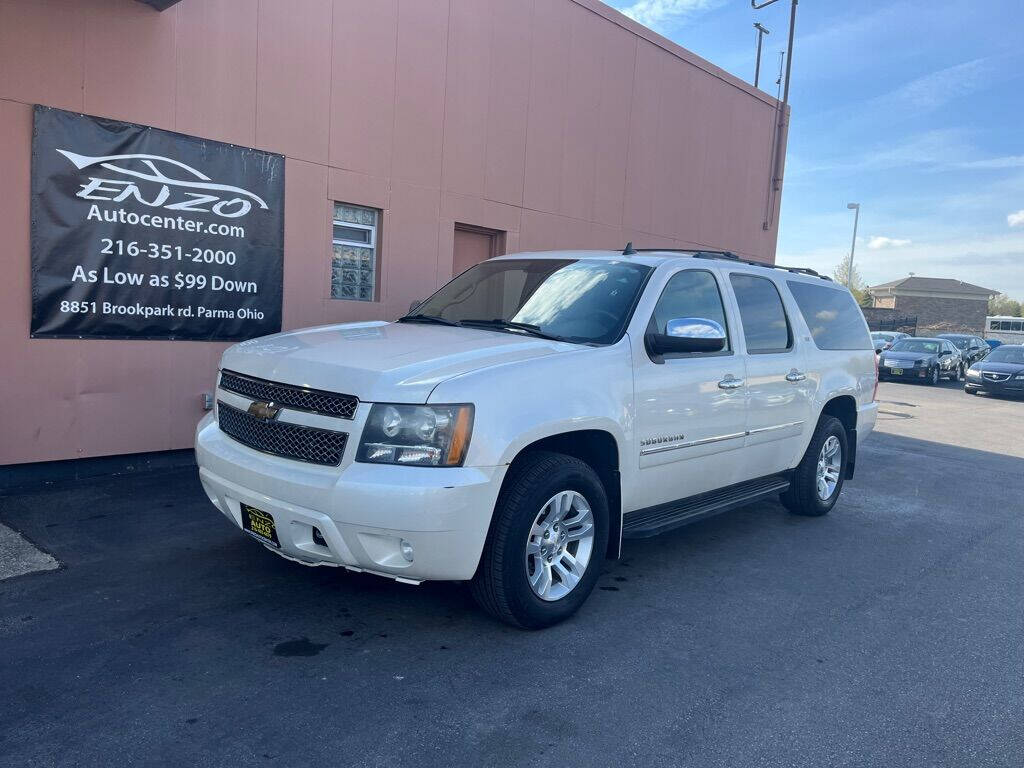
[622, 241, 637, 255]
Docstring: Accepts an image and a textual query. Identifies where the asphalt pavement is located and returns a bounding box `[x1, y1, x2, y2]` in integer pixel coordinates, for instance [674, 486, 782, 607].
[2, 379, 1022, 767]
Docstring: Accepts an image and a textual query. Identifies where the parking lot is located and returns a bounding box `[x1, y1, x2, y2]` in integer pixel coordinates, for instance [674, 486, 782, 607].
[2, 380, 1022, 768]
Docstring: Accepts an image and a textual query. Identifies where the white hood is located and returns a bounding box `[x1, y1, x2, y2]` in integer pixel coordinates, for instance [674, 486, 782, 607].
[220, 321, 567, 403]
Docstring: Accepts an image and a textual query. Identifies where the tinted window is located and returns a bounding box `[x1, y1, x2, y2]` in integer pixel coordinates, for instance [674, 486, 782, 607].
[987, 346, 1024, 364]
[649, 270, 730, 354]
[787, 280, 871, 350]
[942, 336, 969, 350]
[410, 258, 652, 345]
[890, 339, 940, 354]
[729, 274, 792, 353]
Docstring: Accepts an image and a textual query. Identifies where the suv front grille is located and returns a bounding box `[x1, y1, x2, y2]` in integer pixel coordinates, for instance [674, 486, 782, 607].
[217, 401, 348, 466]
[219, 370, 358, 419]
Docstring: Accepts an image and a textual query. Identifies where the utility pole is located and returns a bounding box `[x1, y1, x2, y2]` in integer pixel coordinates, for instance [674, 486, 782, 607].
[847, 203, 861, 288]
[752, 0, 798, 229]
[754, 22, 771, 88]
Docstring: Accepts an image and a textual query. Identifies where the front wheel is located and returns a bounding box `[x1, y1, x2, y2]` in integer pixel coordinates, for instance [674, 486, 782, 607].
[927, 366, 940, 385]
[781, 416, 848, 517]
[471, 451, 608, 629]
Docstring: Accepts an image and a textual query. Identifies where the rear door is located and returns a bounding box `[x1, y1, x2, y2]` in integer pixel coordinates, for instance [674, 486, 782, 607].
[723, 270, 814, 479]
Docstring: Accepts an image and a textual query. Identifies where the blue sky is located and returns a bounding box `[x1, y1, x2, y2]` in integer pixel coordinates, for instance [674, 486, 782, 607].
[604, 0, 1024, 299]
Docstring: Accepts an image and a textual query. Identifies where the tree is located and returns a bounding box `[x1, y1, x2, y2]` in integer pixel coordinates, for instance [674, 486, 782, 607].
[832, 254, 869, 305]
[988, 294, 1022, 317]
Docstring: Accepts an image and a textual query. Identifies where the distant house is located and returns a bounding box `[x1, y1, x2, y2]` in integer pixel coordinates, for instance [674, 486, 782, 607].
[866, 277, 999, 335]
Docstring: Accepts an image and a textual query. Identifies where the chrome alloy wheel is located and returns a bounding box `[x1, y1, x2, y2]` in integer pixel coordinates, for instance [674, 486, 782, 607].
[525, 490, 595, 601]
[816, 435, 842, 501]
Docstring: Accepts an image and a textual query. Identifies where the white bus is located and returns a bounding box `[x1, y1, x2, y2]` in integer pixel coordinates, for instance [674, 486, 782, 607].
[985, 315, 1024, 344]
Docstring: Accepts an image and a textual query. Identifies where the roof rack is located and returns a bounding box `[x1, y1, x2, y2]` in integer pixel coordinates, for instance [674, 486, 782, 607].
[620, 243, 833, 281]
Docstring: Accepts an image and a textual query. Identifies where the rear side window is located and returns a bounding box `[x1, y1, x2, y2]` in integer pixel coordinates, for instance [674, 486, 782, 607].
[729, 274, 792, 353]
[786, 280, 871, 350]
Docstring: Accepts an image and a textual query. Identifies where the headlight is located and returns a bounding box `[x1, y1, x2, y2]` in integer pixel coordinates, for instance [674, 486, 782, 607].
[966, 368, 981, 378]
[1014, 373, 1024, 380]
[356, 404, 473, 466]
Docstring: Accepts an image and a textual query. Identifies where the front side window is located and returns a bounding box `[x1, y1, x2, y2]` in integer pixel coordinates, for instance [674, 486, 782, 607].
[647, 269, 731, 355]
[787, 280, 871, 350]
[407, 259, 652, 345]
[730, 273, 792, 353]
[332, 202, 379, 302]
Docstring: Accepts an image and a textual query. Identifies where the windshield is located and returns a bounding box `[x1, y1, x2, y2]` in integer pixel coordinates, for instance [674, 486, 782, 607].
[890, 339, 940, 354]
[941, 336, 969, 349]
[986, 346, 1024, 364]
[406, 258, 652, 345]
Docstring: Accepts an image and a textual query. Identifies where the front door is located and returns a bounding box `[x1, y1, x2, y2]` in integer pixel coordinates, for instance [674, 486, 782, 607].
[631, 268, 748, 511]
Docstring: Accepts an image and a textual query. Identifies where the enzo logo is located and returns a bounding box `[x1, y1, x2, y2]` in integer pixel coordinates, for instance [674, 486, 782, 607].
[56, 150, 269, 218]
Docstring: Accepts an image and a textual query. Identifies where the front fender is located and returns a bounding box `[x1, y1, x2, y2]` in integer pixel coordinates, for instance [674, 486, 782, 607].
[426, 341, 633, 469]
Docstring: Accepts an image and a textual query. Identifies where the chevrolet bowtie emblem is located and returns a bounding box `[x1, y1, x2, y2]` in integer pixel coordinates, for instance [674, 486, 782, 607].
[247, 401, 280, 420]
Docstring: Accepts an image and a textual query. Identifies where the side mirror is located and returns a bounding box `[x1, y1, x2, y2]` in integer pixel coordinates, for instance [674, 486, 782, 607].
[646, 317, 726, 358]
[940, 350, 951, 356]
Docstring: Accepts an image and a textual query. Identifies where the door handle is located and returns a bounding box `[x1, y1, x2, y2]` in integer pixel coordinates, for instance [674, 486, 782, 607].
[785, 370, 806, 382]
[718, 376, 744, 390]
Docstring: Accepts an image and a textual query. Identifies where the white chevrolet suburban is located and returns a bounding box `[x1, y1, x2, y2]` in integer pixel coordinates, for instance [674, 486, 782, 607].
[196, 247, 878, 628]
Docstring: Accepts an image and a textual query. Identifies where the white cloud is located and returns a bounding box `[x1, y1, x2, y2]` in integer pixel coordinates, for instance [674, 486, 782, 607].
[868, 236, 912, 250]
[778, 232, 1024, 298]
[1008, 210, 1024, 228]
[614, 0, 719, 31]
[881, 58, 991, 112]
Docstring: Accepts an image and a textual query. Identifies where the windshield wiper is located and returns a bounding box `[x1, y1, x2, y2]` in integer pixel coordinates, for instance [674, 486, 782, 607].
[460, 318, 570, 342]
[396, 314, 461, 327]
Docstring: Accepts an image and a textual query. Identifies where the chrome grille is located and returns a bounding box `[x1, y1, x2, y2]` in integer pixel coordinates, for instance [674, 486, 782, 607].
[219, 370, 358, 419]
[217, 401, 348, 466]
[983, 372, 1010, 381]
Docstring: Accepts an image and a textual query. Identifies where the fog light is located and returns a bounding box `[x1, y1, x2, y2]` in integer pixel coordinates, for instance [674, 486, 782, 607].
[312, 527, 327, 547]
[400, 539, 414, 562]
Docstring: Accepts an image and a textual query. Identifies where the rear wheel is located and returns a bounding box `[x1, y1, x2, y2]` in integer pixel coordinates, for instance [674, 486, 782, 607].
[471, 451, 608, 629]
[781, 416, 848, 517]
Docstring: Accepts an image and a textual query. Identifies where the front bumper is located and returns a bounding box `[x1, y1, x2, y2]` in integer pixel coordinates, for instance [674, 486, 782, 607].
[965, 376, 1024, 395]
[195, 413, 506, 582]
[879, 364, 930, 380]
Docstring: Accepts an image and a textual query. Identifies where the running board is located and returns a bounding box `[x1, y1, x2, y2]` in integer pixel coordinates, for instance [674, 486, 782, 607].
[622, 475, 791, 539]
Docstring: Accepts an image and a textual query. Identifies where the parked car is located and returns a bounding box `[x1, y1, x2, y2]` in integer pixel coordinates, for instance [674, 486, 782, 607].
[985, 338, 1003, 350]
[195, 248, 878, 628]
[878, 337, 964, 384]
[937, 333, 989, 366]
[964, 344, 1024, 397]
[870, 331, 908, 354]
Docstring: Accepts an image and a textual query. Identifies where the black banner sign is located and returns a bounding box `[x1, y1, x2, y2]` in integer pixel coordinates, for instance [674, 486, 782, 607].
[30, 106, 284, 340]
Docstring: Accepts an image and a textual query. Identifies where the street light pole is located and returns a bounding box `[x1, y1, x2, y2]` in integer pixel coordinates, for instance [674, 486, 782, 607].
[752, 0, 798, 229]
[754, 22, 770, 88]
[847, 203, 861, 288]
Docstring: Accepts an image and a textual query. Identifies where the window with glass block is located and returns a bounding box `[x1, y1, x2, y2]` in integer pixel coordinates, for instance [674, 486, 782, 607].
[332, 202, 379, 302]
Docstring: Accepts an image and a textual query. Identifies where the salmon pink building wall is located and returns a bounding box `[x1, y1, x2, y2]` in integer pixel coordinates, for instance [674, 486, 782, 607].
[0, 0, 787, 465]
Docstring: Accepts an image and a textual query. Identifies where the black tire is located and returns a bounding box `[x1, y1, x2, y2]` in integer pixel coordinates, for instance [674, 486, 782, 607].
[957, 364, 966, 382]
[926, 366, 939, 385]
[781, 416, 848, 517]
[965, 386, 977, 396]
[470, 451, 609, 629]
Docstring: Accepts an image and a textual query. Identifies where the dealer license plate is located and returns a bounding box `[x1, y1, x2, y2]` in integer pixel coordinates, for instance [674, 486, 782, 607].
[890, 367, 903, 375]
[241, 504, 280, 548]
